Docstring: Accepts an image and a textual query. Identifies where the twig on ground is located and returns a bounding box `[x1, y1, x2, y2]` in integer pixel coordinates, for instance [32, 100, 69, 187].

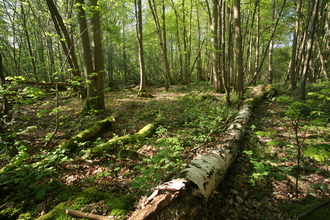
[66, 209, 119, 220]
[292, 199, 330, 220]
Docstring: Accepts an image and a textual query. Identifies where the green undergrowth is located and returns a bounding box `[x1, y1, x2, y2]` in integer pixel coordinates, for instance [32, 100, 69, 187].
[1, 84, 240, 218]
[244, 81, 330, 205]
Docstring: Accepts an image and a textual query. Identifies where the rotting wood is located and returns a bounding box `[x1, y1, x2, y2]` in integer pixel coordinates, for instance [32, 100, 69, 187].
[66, 209, 118, 220]
[88, 123, 157, 155]
[128, 84, 277, 220]
[57, 115, 115, 151]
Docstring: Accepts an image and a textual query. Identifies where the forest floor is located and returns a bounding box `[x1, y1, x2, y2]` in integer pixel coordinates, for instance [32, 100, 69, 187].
[196, 89, 330, 220]
[0, 83, 329, 219]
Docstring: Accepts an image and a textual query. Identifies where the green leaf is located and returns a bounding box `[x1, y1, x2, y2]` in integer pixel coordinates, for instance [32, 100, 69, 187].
[320, 184, 328, 192]
[267, 140, 279, 146]
[36, 189, 45, 199]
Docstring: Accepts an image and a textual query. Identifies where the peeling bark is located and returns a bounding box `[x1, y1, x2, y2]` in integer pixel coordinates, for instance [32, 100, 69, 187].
[128, 85, 277, 220]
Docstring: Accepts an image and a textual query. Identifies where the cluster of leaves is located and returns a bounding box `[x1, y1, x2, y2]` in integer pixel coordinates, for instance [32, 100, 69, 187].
[131, 127, 185, 189]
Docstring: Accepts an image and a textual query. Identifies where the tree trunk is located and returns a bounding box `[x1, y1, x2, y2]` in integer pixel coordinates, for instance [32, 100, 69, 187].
[76, 0, 96, 113]
[288, 0, 302, 90]
[91, 0, 105, 110]
[315, 31, 329, 80]
[135, 0, 147, 95]
[300, 0, 319, 100]
[20, 2, 38, 83]
[0, 53, 9, 117]
[211, 0, 221, 92]
[221, 0, 231, 104]
[128, 85, 277, 220]
[248, 0, 287, 86]
[234, 0, 244, 97]
[148, 0, 170, 92]
[267, 0, 275, 84]
[46, 0, 83, 86]
[76, 0, 105, 113]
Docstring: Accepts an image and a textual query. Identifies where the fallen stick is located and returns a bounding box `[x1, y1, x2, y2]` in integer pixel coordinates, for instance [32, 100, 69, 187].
[292, 199, 330, 220]
[66, 209, 118, 220]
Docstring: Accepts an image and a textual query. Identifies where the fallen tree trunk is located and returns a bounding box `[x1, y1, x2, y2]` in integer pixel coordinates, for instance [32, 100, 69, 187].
[88, 123, 157, 155]
[128, 85, 277, 220]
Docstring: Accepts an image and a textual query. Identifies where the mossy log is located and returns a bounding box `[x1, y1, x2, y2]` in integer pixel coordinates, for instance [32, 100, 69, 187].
[0, 115, 114, 174]
[58, 115, 115, 151]
[88, 123, 156, 155]
[128, 84, 277, 220]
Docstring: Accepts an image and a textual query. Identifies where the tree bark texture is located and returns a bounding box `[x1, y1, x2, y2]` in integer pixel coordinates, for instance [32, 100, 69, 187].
[128, 84, 277, 220]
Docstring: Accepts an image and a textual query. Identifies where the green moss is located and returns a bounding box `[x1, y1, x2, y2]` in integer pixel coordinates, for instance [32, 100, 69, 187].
[289, 198, 330, 220]
[38, 202, 68, 220]
[17, 212, 33, 220]
[107, 194, 135, 217]
[39, 187, 135, 219]
[89, 123, 156, 154]
[0, 207, 21, 220]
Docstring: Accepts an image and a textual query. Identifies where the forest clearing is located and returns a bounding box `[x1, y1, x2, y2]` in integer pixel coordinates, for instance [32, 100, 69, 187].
[0, 0, 329, 219]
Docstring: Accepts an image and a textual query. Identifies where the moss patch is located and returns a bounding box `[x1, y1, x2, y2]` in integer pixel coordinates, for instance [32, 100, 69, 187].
[0, 207, 21, 220]
[289, 198, 330, 220]
[39, 187, 135, 220]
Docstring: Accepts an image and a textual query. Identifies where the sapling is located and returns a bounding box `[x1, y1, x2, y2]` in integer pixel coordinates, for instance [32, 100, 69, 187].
[277, 96, 309, 197]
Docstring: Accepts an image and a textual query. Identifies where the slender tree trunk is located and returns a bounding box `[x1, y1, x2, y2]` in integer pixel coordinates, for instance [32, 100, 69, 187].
[170, 0, 184, 84]
[315, 34, 329, 80]
[227, 5, 234, 88]
[300, 0, 319, 100]
[148, 0, 170, 92]
[46, 0, 84, 96]
[135, 0, 147, 95]
[267, 0, 275, 84]
[0, 53, 8, 117]
[248, 0, 287, 86]
[234, 0, 244, 97]
[288, 0, 302, 90]
[211, 0, 221, 92]
[221, 0, 231, 104]
[196, 6, 202, 82]
[122, 21, 128, 85]
[21, 2, 38, 82]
